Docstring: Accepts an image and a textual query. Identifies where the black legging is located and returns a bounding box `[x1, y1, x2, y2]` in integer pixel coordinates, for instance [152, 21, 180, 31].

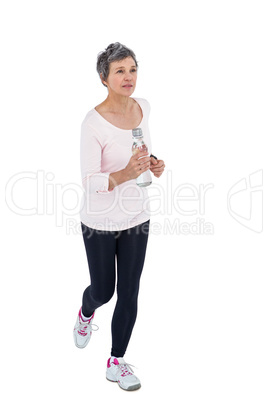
[81, 220, 150, 358]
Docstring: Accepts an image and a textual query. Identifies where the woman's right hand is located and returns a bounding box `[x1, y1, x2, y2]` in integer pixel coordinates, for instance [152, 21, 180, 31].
[124, 150, 151, 180]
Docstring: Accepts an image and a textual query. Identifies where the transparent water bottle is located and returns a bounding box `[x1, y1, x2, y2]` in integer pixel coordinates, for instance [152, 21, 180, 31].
[132, 128, 152, 187]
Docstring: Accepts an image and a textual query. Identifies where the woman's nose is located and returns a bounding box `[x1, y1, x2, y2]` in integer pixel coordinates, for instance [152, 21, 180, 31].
[124, 71, 132, 80]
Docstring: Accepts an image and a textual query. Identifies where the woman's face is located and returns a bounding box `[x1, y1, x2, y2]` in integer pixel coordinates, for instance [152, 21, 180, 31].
[102, 56, 137, 97]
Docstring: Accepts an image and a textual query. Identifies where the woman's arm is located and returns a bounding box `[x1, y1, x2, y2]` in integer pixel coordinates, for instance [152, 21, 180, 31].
[108, 150, 152, 191]
[108, 169, 128, 191]
[81, 122, 114, 194]
[81, 122, 151, 193]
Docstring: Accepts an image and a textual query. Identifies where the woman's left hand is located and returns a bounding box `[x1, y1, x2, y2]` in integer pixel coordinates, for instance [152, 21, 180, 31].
[149, 157, 165, 178]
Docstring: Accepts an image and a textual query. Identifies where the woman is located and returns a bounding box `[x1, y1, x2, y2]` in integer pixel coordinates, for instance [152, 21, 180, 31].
[73, 42, 165, 391]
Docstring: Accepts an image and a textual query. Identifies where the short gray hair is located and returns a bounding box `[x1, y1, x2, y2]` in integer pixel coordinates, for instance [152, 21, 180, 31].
[96, 42, 138, 87]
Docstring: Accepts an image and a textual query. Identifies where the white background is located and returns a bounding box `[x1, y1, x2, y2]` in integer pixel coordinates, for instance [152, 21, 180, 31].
[1, 0, 267, 400]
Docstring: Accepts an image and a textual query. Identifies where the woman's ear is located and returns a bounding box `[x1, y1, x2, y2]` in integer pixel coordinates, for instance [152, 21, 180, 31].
[100, 73, 107, 87]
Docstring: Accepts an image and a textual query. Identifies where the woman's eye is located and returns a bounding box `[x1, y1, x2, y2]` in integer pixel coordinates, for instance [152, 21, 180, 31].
[116, 69, 136, 74]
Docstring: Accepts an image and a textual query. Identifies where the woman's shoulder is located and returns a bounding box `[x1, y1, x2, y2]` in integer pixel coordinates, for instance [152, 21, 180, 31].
[81, 106, 105, 134]
[133, 97, 151, 115]
[80, 108, 104, 141]
[82, 108, 97, 126]
[133, 97, 150, 108]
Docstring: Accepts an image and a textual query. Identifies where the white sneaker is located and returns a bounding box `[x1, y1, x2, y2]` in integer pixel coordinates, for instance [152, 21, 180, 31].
[73, 307, 97, 348]
[106, 356, 141, 391]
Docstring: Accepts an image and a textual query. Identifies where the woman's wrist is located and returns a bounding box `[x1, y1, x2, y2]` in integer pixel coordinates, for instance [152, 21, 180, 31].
[108, 169, 129, 191]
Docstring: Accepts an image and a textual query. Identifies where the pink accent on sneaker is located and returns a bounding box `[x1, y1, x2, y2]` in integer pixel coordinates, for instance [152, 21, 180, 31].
[107, 357, 119, 368]
[77, 326, 88, 336]
[79, 307, 94, 323]
[121, 367, 133, 377]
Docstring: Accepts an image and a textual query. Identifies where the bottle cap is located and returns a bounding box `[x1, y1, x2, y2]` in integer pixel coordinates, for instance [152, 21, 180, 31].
[132, 128, 143, 138]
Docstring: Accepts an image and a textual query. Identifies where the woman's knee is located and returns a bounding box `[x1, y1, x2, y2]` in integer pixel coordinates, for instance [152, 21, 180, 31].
[91, 286, 115, 306]
[117, 283, 139, 303]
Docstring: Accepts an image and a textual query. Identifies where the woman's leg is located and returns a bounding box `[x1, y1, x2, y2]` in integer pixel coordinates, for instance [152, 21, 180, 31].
[111, 220, 150, 357]
[81, 222, 117, 317]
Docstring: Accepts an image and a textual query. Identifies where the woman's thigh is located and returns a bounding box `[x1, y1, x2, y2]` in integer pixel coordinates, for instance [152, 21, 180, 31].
[81, 222, 117, 298]
[115, 220, 150, 293]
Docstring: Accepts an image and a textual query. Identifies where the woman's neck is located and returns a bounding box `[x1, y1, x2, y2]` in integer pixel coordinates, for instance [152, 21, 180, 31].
[101, 94, 134, 114]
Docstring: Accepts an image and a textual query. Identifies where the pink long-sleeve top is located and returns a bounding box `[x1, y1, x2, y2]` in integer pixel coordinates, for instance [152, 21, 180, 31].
[80, 97, 152, 231]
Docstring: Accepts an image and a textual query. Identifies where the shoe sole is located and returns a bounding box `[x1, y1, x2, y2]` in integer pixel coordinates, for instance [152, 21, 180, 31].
[106, 375, 141, 391]
[73, 331, 91, 348]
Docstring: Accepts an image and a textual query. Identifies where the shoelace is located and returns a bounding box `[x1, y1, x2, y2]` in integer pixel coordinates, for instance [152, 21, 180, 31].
[76, 319, 99, 336]
[117, 361, 137, 377]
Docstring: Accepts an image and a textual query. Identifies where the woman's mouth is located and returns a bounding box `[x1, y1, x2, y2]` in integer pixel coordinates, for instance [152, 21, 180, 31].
[122, 85, 133, 88]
